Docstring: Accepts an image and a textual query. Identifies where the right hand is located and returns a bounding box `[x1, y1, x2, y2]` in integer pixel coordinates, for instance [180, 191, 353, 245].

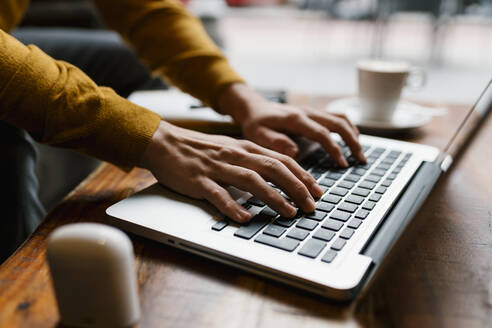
[140, 120, 324, 223]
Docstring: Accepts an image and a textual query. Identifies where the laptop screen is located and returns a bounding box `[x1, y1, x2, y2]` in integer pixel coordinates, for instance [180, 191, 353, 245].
[438, 79, 492, 164]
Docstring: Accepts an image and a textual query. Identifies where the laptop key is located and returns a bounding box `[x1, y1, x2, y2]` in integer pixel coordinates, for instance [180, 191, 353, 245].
[351, 168, 367, 176]
[357, 163, 372, 170]
[377, 163, 392, 170]
[263, 225, 286, 237]
[296, 218, 318, 231]
[347, 156, 357, 166]
[359, 181, 376, 190]
[329, 210, 351, 222]
[365, 174, 381, 183]
[346, 194, 364, 205]
[234, 214, 270, 239]
[330, 187, 348, 197]
[322, 194, 342, 204]
[326, 172, 343, 180]
[348, 218, 362, 229]
[211, 220, 228, 231]
[381, 158, 396, 165]
[316, 202, 334, 213]
[322, 219, 344, 231]
[331, 238, 347, 251]
[287, 227, 310, 241]
[387, 173, 397, 180]
[337, 181, 355, 190]
[305, 210, 327, 221]
[300, 160, 313, 170]
[371, 169, 386, 177]
[352, 188, 370, 197]
[321, 249, 338, 263]
[362, 201, 377, 211]
[260, 206, 278, 218]
[247, 197, 265, 207]
[255, 234, 299, 252]
[319, 178, 336, 187]
[274, 216, 297, 227]
[344, 174, 360, 183]
[298, 238, 327, 258]
[312, 228, 335, 242]
[340, 227, 355, 239]
[338, 202, 358, 213]
[375, 186, 387, 194]
[381, 179, 392, 187]
[355, 209, 370, 219]
[369, 193, 382, 202]
[311, 166, 325, 175]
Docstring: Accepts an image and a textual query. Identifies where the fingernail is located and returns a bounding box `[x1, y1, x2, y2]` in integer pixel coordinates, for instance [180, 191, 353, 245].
[238, 209, 251, 221]
[340, 157, 349, 167]
[313, 183, 324, 198]
[358, 152, 367, 163]
[282, 204, 296, 218]
[306, 196, 316, 212]
[287, 205, 297, 217]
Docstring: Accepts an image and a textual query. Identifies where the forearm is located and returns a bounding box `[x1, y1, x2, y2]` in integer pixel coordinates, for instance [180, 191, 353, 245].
[0, 29, 161, 168]
[93, 0, 245, 109]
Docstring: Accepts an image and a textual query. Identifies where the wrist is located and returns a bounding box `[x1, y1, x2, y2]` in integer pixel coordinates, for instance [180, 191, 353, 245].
[217, 83, 265, 124]
[140, 120, 174, 170]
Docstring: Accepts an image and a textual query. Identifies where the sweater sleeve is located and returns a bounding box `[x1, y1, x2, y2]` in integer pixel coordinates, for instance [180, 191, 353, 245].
[92, 0, 245, 109]
[0, 29, 161, 168]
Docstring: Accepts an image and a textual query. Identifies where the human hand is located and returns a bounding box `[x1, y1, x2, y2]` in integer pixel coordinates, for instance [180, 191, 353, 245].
[218, 83, 366, 167]
[140, 120, 324, 223]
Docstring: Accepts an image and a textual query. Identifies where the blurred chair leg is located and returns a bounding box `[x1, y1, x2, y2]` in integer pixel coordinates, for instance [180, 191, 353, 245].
[371, 0, 391, 58]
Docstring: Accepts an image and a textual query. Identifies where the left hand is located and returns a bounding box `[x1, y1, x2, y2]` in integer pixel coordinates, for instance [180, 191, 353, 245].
[218, 83, 366, 167]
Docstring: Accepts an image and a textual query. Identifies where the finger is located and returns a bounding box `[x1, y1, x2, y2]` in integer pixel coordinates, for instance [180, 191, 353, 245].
[212, 164, 298, 218]
[250, 126, 299, 158]
[313, 114, 366, 162]
[199, 178, 252, 223]
[239, 140, 323, 199]
[332, 113, 360, 136]
[219, 150, 317, 212]
[283, 115, 348, 167]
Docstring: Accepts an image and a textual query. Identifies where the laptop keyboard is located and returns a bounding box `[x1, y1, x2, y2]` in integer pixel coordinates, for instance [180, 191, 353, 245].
[211, 143, 412, 264]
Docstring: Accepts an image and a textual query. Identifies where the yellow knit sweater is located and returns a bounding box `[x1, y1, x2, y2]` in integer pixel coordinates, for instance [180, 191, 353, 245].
[0, 0, 244, 167]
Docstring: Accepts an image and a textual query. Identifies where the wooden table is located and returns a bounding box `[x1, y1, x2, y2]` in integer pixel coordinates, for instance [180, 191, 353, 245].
[1, 96, 491, 328]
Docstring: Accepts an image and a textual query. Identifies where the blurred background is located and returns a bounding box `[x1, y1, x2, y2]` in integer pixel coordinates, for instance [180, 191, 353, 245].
[19, 0, 492, 210]
[208, 0, 492, 105]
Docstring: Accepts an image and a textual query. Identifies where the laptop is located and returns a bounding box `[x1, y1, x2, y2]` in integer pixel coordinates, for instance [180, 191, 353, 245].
[106, 80, 492, 301]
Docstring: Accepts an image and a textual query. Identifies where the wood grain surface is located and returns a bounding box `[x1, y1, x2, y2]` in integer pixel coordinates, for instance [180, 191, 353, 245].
[0, 96, 491, 328]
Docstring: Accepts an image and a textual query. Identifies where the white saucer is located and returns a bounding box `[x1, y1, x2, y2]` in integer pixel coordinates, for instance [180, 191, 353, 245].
[326, 97, 432, 133]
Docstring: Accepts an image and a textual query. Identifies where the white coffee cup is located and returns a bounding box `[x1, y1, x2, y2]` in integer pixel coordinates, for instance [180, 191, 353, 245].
[357, 59, 426, 122]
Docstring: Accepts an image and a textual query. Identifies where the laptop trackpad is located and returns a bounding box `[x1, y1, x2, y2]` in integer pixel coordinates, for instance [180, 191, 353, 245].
[106, 183, 246, 233]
